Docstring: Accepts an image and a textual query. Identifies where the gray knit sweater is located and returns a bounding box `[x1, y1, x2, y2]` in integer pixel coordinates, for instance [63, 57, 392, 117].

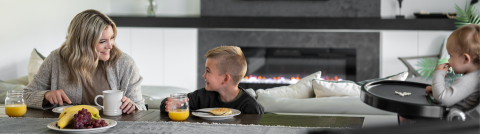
[432, 70, 479, 111]
[23, 49, 146, 110]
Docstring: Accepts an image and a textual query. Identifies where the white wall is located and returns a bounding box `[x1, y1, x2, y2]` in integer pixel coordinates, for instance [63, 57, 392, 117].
[0, 0, 111, 81]
[381, 0, 471, 19]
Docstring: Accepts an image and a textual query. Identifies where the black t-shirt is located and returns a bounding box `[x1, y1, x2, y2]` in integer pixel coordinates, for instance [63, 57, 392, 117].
[160, 87, 264, 114]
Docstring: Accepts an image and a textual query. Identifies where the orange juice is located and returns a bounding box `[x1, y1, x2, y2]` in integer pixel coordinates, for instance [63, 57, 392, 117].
[169, 109, 189, 121]
[5, 104, 27, 117]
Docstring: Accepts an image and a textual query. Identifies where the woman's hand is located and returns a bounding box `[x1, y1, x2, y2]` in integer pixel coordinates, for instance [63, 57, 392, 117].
[120, 96, 136, 114]
[44, 89, 72, 105]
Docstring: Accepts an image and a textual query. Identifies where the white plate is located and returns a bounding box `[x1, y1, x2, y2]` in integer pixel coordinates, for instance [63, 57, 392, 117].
[191, 108, 241, 120]
[52, 105, 103, 114]
[47, 119, 117, 133]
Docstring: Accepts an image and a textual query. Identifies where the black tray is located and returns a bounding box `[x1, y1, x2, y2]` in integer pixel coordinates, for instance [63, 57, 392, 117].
[360, 80, 446, 119]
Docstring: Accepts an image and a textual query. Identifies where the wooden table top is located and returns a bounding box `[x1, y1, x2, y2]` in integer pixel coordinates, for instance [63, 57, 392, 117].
[0, 106, 364, 129]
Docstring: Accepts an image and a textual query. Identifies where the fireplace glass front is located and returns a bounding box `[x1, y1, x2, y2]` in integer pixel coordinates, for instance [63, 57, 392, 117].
[239, 47, 356, 89]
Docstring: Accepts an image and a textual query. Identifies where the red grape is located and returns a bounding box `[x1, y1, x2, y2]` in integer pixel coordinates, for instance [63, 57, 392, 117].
[70, 109, 108, 129]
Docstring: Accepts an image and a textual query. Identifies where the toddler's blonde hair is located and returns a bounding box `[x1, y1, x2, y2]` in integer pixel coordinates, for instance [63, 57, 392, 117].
[450, 24, 480, 65]
[205, 46, 247, 85]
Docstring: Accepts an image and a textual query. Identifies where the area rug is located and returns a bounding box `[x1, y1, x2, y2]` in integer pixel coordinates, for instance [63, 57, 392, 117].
[0, 117, 337, 133]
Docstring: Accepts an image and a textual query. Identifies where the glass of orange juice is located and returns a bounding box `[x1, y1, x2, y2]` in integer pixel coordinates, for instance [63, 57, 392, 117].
[5, 90, 27, 117]
[168, 93, 189, 121]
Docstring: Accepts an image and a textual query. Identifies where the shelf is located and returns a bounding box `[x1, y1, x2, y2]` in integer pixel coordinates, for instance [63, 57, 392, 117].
[109, 16, 456, 30]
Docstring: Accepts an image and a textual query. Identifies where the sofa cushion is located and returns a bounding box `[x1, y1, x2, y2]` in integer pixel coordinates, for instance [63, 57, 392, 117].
[256, 92, 395, 115]
[313, 80, 360, 97]
[141, 86, 191, 109]
[28, 48, 45, 83]
[3, 76, 29, 86]
[255, 71, 321, 99]
[0, 81, 27, 104]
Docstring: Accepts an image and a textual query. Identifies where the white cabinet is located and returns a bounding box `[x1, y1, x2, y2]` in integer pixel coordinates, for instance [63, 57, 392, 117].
[381, 31, 419, 77]
[163, 28, 198, 91]
[380, 31, 452, 78]
[115, 27, 197, 91]
[131, 28, 165, 86]
[115, 28, 132, 55]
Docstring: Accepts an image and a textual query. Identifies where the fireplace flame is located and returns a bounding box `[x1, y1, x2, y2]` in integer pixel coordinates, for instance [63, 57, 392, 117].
[241, 74, 342, 84]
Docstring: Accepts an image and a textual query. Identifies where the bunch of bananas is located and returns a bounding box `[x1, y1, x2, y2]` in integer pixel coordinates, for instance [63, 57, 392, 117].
[57, 105, 101, 129]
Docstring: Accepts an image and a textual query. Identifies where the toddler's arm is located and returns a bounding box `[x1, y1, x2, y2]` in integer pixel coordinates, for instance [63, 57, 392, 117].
[425, 63, 447, 95]
[431, 64, 478, 106]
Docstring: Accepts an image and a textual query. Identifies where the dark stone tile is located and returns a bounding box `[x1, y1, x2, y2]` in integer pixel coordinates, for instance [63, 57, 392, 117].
[197, 29, 380, 88]
[201, 0, 380, 17]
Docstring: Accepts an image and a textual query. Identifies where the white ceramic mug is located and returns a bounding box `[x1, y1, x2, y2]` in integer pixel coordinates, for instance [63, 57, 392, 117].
[95, 90, 123, 116]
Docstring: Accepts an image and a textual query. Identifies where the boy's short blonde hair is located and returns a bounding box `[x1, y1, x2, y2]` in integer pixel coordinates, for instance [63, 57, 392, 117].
[451, 24, 480, 65]
[205, 46, 247, 84]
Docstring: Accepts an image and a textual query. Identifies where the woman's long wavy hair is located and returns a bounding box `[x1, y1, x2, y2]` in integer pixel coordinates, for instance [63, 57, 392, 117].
[59, 9, 122, 87]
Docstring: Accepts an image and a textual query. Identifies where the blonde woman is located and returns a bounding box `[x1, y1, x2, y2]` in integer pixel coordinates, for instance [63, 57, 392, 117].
[23, 9, 146, 114]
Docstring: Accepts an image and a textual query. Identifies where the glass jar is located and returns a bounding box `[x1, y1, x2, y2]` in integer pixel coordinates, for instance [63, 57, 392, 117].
[4, 90, 27, 117]
[168, 93, 189, 121]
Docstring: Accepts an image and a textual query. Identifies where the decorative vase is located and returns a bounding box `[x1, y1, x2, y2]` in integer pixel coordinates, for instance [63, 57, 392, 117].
[396, 0, 405, 19]
[147, 0, 157, 17]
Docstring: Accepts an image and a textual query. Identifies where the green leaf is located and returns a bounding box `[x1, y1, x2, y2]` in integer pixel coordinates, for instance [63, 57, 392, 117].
[437, 58, 449, 65]
[454, 1, 479, 28]
[416, 58, 438, 80]
[474, 15, 480, 24]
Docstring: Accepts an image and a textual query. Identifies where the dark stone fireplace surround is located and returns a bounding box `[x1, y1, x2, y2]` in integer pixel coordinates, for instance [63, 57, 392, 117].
[197, 29, 379, 88]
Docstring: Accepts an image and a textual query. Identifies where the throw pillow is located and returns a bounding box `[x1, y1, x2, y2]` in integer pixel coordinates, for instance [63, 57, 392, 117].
[255, 71, 322, 99]
[312, 80, 360, 97]
[313, 71, 408, 98]
[356, 71, 409, 86]
[245, 88, 257, 99]
[28, 48, 45, 83]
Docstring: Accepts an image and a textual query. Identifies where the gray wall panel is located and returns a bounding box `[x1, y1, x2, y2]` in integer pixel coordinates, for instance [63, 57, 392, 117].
[201, 0, 380, 17]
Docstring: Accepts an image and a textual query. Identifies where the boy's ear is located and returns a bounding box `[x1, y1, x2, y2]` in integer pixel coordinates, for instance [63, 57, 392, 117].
[222, 74, 231, 85]
[463, 53, 471, 64]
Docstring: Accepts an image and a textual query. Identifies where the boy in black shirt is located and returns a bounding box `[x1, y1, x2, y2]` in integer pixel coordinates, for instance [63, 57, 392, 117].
[160, 46, 264, 114]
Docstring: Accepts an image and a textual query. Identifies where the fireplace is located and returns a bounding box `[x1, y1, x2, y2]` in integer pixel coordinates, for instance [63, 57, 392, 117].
[197, 29, 379, 89]
[239, 47, 356, 89]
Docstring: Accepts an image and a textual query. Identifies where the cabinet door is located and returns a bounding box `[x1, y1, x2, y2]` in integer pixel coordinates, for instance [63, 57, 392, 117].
[115, 27, 132, 55]
[381, 31, 418, 77]
[131, 28, 164, 86]
[163, 28, 198, 91]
